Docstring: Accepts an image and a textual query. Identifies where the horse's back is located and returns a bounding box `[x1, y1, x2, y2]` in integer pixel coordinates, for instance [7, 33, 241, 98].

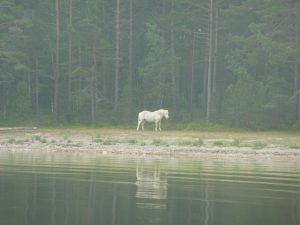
[138, 110, 150, 120]
[138, 110, 160, 122]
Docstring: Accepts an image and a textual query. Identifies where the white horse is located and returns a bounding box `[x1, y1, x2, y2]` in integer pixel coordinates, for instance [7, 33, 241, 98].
[137, 109, 169, 131]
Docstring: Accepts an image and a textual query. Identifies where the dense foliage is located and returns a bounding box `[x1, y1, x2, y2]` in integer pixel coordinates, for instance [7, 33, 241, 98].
[0, 0, 299, 129]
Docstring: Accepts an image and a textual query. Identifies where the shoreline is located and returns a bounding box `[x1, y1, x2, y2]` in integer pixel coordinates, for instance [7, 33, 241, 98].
[0, 128, 299, 160]
[1, 140, 299, 161]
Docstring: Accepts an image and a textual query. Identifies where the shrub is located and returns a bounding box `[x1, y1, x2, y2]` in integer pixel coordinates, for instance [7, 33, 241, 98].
[250, 142, 267, 150]
[151, 139, 169, 146]
[230, 139, 241, 147]
[173, 138, 203, 147]
[287, 144, 300, 149]
[213, 140, 224, 147]
[125, 139, 138, 144]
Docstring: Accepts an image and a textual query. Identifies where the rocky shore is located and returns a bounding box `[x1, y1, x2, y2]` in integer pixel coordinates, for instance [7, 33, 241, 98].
[0, 128, 299, 161]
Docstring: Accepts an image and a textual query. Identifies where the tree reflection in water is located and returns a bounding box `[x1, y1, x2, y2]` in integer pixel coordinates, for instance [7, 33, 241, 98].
[0, 153, 299, 225]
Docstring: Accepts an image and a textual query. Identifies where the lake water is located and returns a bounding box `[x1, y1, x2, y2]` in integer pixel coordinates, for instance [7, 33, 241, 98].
[0, 152, 299, 225]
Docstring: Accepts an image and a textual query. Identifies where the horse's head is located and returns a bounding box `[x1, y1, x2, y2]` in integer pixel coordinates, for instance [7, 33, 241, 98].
[163, 110, 169, 119]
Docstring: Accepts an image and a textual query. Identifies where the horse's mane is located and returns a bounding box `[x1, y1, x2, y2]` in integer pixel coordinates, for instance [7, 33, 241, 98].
[155, 109, 168, 117]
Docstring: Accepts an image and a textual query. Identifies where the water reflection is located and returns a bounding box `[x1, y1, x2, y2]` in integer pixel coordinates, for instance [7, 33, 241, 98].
[135, 162, 167, 209]
[0, 152, 299, 225]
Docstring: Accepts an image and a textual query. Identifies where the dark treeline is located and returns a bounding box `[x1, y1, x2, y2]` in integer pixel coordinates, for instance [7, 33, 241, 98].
[1, 0, 300, 129]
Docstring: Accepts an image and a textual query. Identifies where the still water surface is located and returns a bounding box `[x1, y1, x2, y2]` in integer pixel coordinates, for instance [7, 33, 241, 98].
[0, 152, 299, 225]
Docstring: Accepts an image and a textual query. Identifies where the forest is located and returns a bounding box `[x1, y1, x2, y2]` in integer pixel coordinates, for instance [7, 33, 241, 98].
[0, 0, 300, 129]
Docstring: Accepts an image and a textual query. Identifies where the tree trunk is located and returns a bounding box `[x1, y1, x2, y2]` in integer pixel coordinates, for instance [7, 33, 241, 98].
[204, 182, 210, 225]
[206, 0, 214, 122]
[170, 0, 177, 111]
[128, 0, 133, 109]
[51, 176, 57, 225]
[294, 1, 300, 121]
[212, 8, 218, 122]
[189, 33, 196, 113]
[35, 57, 39, 115]
[68, 0, 73, 113]
[294, 59, 299, 121]
[202, 40, 208, 118]
[114, 0, 120, 111]
[88, 175, 96, 225]
[111, 184, 117, 225]
[75, 44, 82, 114]
[54, 0, 60, 117]
[91, 47, 97, 123]
[27, 69, 31, 108]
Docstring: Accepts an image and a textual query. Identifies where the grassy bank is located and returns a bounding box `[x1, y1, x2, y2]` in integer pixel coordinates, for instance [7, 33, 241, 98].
[1, 127, 299, 152]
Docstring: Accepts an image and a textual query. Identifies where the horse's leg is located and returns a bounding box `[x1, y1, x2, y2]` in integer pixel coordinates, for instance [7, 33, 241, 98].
[159, 121, 161, 131]
[142, 121, 145, 131]
[137, 119, 141, 131]
[155, 121, 158, 131]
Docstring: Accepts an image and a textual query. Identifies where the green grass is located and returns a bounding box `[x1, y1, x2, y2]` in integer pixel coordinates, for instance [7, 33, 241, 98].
[174, 138, 203, 147]
[102, 138, 122, 145]
[248, 142, 267, 150]
[15, 139, 27, 144]
[287, 143, 300, 149]
[8, 138, 16, 144]
[151, 139, 169, 146]
[213, 140, 224, 147]
[7, 138, 27, 144]
[33, 135, 41, 141]
[230, 139, 267, 149]
[103, 139, 114, 145]
[93, 137, 103, 143]
[94, 137, 139, 145]
[32, 135, 47, 143]
[40, 138, 48, 143]
[230, 139, 241, 147]
[140, 141, 146, 146]
[3, 128, 299, 152]
[124, 139, 138, 144]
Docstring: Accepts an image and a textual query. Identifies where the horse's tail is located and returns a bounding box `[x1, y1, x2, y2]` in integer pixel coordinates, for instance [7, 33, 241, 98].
[137, 111, 146, 131]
